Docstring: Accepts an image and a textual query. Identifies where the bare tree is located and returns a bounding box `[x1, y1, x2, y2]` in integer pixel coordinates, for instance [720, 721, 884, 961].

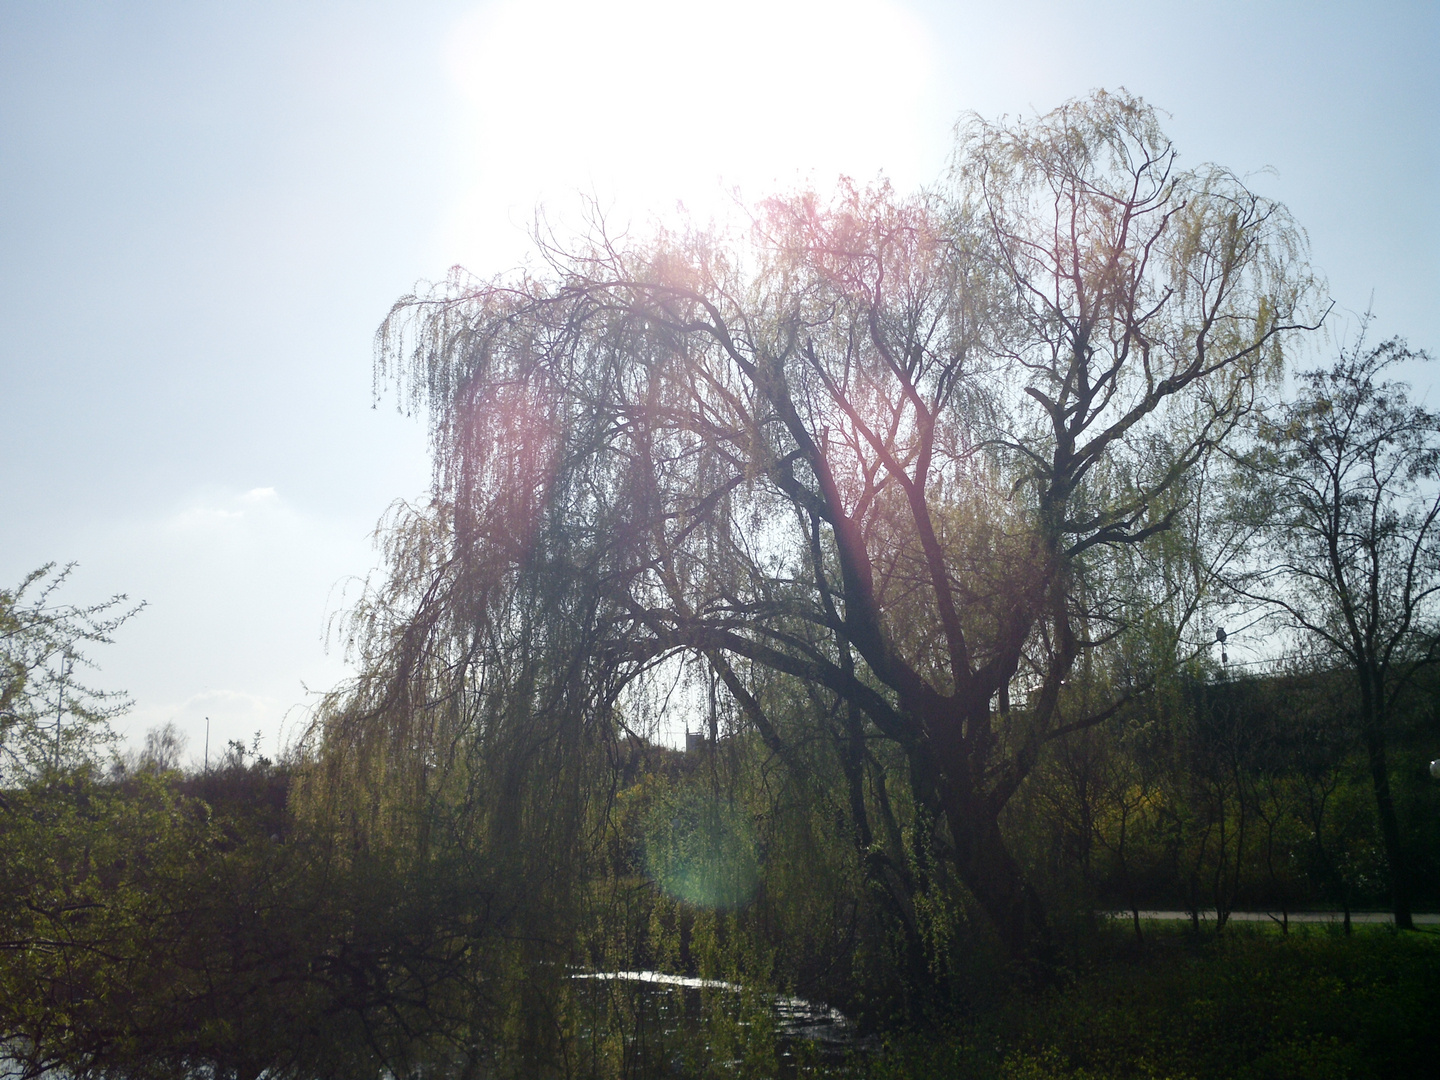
[1232, 331, 1440, 928]
[369, 91, 1318, 958]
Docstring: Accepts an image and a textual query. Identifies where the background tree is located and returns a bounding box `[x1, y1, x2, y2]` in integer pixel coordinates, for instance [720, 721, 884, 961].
[371, 91, 1318, 962]
[0, 564, 140, 777]
[1232, 332, 1440, 928]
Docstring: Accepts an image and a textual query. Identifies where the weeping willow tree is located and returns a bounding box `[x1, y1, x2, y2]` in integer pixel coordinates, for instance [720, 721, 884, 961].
[291, 487, 632, 1068]
[307, 90, 1319, 1007]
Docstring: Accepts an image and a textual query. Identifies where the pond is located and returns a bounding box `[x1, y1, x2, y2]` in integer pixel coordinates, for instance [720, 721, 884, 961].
[568, 970, 872, 1077]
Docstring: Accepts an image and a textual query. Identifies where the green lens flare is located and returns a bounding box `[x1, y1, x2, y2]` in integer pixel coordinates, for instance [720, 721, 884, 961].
[643, 790, 759, 910]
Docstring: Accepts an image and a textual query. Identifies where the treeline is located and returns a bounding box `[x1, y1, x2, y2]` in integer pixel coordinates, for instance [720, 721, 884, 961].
[1, 664, 1435, 1077]
[1011, 668, 1440, 931]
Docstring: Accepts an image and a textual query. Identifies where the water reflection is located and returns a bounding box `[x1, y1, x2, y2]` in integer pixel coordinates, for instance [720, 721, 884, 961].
[570, 970, 869, 1076]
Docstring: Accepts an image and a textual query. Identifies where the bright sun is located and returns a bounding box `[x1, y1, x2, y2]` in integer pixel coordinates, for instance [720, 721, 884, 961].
[441, 0, 938, 268]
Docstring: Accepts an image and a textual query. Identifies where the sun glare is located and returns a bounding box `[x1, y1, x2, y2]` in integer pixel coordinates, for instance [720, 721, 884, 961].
[441, 0, 937, 268]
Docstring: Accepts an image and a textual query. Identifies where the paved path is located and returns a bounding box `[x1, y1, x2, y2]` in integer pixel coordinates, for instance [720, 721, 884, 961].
[1109, 909, 1440, 925]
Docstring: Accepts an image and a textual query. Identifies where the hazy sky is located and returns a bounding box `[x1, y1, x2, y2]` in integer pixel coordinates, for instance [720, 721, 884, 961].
[2, 0, 1435, 760]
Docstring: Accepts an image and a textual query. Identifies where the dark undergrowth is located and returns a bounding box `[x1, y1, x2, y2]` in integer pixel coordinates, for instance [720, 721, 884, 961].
[857, 924, 1440, 1080]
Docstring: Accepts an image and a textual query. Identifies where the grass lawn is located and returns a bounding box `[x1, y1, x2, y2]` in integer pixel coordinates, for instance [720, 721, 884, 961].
[860, 923, 1440, 1080]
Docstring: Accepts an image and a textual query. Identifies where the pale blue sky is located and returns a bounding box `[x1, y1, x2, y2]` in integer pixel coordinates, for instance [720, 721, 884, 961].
[2, 0, 1435, 759]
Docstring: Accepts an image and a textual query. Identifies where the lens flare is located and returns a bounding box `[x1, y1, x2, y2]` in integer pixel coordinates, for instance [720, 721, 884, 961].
[644, 787, 760, 909]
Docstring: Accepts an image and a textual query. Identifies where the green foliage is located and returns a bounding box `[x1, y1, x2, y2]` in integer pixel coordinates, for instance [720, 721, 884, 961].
[0, 564, 140, 778]
[1004, 662, 1435, 929]
[643, 782, 760, 911]
[2, 689, 1433, 1078]
[865, 926, 1440, 1080]
[0, 766, 316, 1078]
[0, 758, 517, 1080]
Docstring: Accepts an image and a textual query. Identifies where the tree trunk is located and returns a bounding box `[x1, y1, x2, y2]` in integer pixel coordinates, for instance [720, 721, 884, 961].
[1116, 804, 1144, 944]
[935, 782, 1050, 960]
[1361, 713, 1413, 929]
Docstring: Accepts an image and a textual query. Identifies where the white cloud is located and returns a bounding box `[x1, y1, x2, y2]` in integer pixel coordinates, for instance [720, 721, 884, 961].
[171, 505, 245, 530]
[167, 486, 283, 531]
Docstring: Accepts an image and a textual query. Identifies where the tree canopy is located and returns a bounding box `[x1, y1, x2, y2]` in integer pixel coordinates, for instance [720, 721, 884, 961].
[353, 90, 1321, 958]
